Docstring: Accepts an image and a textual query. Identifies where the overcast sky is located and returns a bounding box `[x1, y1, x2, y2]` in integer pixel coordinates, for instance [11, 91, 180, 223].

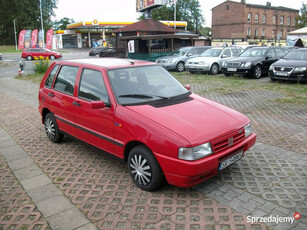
[53, 0, 304, 27]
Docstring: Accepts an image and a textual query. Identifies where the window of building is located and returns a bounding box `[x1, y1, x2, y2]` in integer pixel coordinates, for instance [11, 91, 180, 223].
[272, 30, 275, 39]
[288, 17, 291, 25]
[255, 29, 259, 37]
[248, 13, 251, 22]
[226, 5, 229, 10]
[273, 15, 276, 24]
[262, 14, 266, 23]
[247, 28, 252, 36]
[279, 30, 283, 39]
[255, 14, 259, 23]
[280, 16, 284, 25]
[262, 29, 266, 37]
[293, 18, 296, 25]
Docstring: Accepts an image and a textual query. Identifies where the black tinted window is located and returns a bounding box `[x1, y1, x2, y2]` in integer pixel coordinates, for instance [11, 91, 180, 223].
[79, 69, 109, 102]
[54, 66, 78, 95]
[45, 64, 59, 88]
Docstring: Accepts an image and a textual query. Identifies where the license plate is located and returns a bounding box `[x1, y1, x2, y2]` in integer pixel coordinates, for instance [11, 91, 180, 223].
[227, 68, 237, 72]
[276, 72, 288, 77]
[218, 151, 243, 171]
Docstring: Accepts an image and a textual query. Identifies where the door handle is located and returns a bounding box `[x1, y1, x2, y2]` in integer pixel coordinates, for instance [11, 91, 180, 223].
[73, 101, 81, 106]
[48, 92, 55, 97]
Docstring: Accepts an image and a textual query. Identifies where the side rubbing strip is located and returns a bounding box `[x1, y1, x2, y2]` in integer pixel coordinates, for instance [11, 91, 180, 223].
[55, 116, 124, 147]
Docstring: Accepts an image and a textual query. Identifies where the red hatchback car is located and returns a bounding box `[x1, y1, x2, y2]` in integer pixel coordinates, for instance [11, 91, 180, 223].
[22, 48, 62, 60]
[38, 58, 256, 191]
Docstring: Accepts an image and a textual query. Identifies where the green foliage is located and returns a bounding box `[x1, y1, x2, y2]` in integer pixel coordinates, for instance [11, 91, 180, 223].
[34, 56, 50, 74]
[52, 17, 75, 30]
[296, 3, 307, 29]
[140, 0, 205, 32]
[0, 0, 58, 45]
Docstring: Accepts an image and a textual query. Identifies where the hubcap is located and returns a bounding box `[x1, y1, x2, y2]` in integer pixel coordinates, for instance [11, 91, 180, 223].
[45, 117, 56, 139]
[130, 155, 152, 185]
[177, 63, 184, 72]
[255, 67, 261, 78]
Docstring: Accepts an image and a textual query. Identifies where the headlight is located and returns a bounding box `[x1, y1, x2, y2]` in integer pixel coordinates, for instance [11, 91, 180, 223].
[244, 62, 252, 68]
[294, 67, 307, 72]
[198, 61, 205, 65]
[244, 123, 253, 138]
[178, 142, 213, 161]
[166, 59, 173, 63]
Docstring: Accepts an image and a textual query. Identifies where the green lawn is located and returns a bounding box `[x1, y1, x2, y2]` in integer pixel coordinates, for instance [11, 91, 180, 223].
[0, 45, 22, 53]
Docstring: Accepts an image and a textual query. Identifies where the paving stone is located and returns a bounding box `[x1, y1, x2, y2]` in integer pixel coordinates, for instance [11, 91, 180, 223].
[27, 183, 63, 203]
[0, 145, 29, 162]
[13, 164, 43, 181]
[20, 174, 52, 190]
[7, 155, 34, 170]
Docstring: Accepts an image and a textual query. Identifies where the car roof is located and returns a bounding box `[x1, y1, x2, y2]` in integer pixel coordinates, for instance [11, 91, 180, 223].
[57, 58, 157, 69]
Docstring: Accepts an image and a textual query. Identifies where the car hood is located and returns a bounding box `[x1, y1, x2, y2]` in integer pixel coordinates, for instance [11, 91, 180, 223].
[229, 56, 263, 63]
[187, 57, 219, 63]
[126, 94, 249, 146]
[272, 59, 307, 67]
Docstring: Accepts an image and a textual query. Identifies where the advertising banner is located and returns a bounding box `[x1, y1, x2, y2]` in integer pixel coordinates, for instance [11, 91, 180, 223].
[31, 30, 38, 47]
[38, 30, 44, 48]
[24, 30, 32, 48]
[46, 29, 53, 49]
[136, 0, 163, 12]
[18, 30, 26, 50]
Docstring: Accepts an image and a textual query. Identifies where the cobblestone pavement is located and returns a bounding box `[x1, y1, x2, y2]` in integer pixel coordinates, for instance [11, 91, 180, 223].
[0, 75, 306, 229]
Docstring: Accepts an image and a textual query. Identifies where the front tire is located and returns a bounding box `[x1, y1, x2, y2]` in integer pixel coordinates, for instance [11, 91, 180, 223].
[44, 113, 63, 143]
[27, 56, 32, 61]
[50, 55, 55, 60]
[176, 62, 185, 72]
[252, 65, 262, 79]
[128, 145, 165, 191]
[210, 63, 219, 75]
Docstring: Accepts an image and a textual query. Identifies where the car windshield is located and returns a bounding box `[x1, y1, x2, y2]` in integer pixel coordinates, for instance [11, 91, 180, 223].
[283, 49, 307, 60]
[108, 65, 189, 105]
[200, 48, 222, 57]
[169, 47, 190, 56]
[240, 48, 268, 57]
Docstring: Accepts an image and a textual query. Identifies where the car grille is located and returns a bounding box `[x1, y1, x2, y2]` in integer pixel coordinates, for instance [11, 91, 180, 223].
[157, 60, 166, 63]
[226, 62, 241, 67]
[273, 67, 294, 72]
[211, 128, 245, 153]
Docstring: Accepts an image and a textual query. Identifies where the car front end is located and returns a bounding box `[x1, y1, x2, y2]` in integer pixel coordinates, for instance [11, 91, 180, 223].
[155, 56, 180, 70]
[185, 57, 215, 72]
[221, 59, 255, 75]
[269, 63, 307, 82]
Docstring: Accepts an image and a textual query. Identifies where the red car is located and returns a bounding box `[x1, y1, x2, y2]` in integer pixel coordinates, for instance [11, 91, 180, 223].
[38, 58, 256, 191]
[22, 48, 62, 60]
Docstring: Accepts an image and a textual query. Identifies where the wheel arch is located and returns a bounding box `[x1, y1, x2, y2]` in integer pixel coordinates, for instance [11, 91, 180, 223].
[42, 108, 51, 124]
[123, 141, 151, 162]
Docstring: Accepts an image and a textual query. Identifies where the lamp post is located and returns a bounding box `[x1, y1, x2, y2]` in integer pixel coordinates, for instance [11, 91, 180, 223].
[13, 19, 17, 51]
[174, 0, 177, 29]
[40, 0, 44, 47]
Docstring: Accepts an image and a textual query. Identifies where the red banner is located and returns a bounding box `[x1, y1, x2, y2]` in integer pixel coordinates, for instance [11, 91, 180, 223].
[31, 30, 38, 48]
[46, 29, 53, 49]
[18, 30, 26, 50]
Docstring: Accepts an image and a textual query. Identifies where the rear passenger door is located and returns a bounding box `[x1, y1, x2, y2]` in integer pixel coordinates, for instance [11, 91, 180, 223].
[48, 65, 80, 135]
[73, 67, 115, 154]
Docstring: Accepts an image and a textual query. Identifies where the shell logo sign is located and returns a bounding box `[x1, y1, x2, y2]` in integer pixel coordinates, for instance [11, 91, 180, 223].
[93, 19, 99, 25]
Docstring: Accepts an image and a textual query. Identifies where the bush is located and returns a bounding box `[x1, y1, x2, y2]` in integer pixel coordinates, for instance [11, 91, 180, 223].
[34, 56, 50, 74]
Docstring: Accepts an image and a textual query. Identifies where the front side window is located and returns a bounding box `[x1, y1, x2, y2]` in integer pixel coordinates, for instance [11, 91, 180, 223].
[267, 49, 276, 58]
[222, 49, 231, 58]
[54, 65, 79, 95]
[45, 64, 59, 88]
[78, 69, 109, 103]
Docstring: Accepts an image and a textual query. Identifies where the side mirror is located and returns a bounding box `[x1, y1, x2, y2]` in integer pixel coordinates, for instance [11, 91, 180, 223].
[91, 101, 108, 109]
[265, 55, 272, 60]
[184, 85, 191, 90]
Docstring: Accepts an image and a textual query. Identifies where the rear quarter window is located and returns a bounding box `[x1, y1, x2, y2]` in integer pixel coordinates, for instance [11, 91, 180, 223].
[45, 64, 59, 88]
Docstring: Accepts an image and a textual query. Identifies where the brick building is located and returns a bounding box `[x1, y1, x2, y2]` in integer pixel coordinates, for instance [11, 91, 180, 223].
[211, 0, 299, 46]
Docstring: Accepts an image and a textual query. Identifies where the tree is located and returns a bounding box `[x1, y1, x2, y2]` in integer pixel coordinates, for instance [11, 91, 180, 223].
[296, 3, 307, 29]
[139, 0, 205, 32]
[0, 0, 58, 45]
[52, 17, 75, 31]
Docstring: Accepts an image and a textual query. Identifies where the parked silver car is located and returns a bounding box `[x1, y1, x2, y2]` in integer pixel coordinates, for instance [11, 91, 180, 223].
[155, 46, 211, 72]
[185, 47, 241, 75]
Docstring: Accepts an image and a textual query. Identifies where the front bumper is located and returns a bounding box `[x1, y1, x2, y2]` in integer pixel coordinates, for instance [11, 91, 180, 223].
[158, 62, 177, 70]
[185, 64, 211, 72]
[269, 70, 307, 82]
[221, 66, 253, 75]
[155, 133, 256, 187]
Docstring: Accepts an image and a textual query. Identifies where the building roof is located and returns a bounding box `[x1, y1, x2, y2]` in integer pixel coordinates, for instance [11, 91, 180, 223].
[113, 19, 178, 33]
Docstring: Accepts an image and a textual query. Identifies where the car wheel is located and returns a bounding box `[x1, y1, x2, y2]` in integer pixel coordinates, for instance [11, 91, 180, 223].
[49, 55, 55, 60]
[128, 145, 165, 191]
[44, 113, 63, 143]
[26, 56, 32, 61]
[189, 71, 196, 74]
[252, 65, 262, 79]
[176, 62, 185, 72]
[210, 63, 219, 75]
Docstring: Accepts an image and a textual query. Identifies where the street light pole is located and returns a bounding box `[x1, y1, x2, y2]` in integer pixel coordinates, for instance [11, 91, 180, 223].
[174, 0, 177, 29]
[40, 0, 44, 47]
[13, 19, 17, 51]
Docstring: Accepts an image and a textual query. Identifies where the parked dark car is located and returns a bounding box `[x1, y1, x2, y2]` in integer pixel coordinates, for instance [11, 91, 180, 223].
[221, 46, 288, 78]
[98, 47, 116, 57]
[89, 47, 107, 56]
[269, 48, 307, 83]
[156, 46, 211, 72]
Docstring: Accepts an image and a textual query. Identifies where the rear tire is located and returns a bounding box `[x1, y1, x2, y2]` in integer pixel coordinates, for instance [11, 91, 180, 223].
[44, 113, 63, 143]
[128, 145, 165, 191]
[50, 55, 55, 60]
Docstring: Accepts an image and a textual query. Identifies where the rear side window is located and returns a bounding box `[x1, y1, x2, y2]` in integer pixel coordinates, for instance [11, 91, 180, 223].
[45, 64, 59, 88]
[78, 69, 109, 102]
[54, 65, 78, 95]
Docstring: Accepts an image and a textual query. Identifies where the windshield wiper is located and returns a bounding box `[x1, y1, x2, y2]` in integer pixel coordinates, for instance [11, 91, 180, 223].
[118, 94, 170, 100]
